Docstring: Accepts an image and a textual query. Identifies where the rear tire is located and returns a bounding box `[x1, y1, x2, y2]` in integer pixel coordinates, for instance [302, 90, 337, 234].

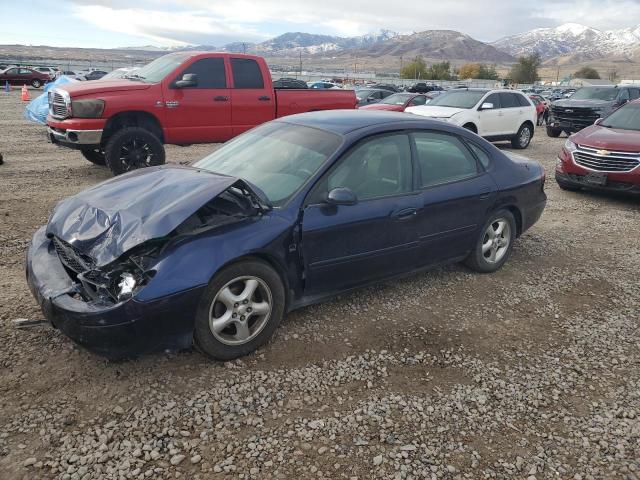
[31, 79, 42, 88]
[465, 210, 516, 273]
[546, 126, 562, 138]
[194, 260, 285, 361]
[536, 113, 544, 126]
[511, 123, 532, 149]
[80, 148, 106, 165]
[104, 127, 165, 176]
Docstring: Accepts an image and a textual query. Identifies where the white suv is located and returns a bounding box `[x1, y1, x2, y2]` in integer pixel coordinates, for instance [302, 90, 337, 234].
[406, 88, 537, 149]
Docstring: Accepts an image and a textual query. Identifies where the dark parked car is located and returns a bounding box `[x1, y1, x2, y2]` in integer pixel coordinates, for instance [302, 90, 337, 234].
[0, 67, 51, 88]
[27, 110, 546, 360]
[369, 83, 401, 92]
[273, 77, 308, 89]
[359, 93, 431, 111]
[556, 99, 640, 195]
[547, 85, 640, 136]
[81, 70, 108, 81]
[355, 88, 394, 106]
[407, 82, 443, 93]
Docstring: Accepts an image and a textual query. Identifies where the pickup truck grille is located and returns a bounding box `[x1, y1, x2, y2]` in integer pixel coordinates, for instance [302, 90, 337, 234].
[551, 105, 600, 130]
[53, 237, 94, 273]
[574, 145, 640, 172]
[48, 91, 69, 119]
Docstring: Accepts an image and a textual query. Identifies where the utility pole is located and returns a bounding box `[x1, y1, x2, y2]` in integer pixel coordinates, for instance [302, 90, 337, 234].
[556, 65, 560, 84]
[299, 49, 302, 76]
[400, 55, 403, 78]
[243, 42, 247, 54]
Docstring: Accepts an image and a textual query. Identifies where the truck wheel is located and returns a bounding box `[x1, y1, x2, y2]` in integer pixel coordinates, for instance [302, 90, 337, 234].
[104, 127, 165, 176]
[31, 79, 42, 89]
[546, 126, 562, 138]
[80, 148, 106, 165]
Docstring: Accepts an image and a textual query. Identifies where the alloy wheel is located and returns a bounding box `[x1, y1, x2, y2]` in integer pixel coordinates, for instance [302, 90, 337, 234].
[209, 276, 273, 346]
[519, 127, 531, 147]
[118, 137, 156, 171]
[482, 219, 511, 264]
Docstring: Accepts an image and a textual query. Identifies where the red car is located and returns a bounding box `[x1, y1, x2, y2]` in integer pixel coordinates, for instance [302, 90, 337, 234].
[0, 67, 52, 88]
[556, 99, 640, 195]
[359, 92, 431, 112]
[530, 96, 548, 126]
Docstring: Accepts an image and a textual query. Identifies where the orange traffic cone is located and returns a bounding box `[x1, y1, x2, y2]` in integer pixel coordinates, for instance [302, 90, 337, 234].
[21, 84, 29, 102]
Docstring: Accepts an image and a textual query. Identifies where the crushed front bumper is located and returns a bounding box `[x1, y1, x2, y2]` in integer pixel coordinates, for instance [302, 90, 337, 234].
[26, 227, 204, 359]
[555, 171, 640, 196]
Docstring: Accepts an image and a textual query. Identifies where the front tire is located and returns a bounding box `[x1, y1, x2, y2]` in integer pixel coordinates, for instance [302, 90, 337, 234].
[104, 127, 165, 176]
[80, 148, 106, 165]
[511, 123, 532, 149]
[194, 260, 286, 361]
[546, 126, 562, 138]
[31, 79, 42, 88]
[465, 210, 516, 273]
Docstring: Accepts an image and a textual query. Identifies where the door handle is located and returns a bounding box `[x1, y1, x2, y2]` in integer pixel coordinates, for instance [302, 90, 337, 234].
[478, 189, 491, 200]
[391, 208, 418, 221]
[258, 96, 271, 101]
[214, 96, 229, 101]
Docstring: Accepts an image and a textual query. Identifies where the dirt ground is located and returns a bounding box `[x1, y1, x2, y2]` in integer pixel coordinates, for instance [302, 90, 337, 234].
[0, 88, 638, 480]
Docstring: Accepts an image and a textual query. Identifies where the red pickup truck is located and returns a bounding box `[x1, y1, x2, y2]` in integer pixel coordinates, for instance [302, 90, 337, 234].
[47, 52, 357, 175]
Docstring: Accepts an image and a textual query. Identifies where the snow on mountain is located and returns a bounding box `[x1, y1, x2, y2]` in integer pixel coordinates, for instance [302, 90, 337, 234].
[492, 23, 640, 59]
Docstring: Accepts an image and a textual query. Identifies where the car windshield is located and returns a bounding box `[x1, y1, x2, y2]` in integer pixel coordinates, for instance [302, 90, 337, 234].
[426, 90, 486, 109]
[600, 103, 640, 131]
[380, 93, 412, 105]
[570, 87, 619, 101]
[194, 123, 342, 206]
[126, 53, 192, 83]
[356, 89, 375, 98]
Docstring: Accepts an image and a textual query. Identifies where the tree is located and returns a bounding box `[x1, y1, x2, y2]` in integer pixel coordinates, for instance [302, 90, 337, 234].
[574, 66, 600, 79]
[458, 63, 481, 79]
[425, 61, 452, 81]
[510, 53, 541, 84]
[400, 56, 428, 79]
[478, 64, 499, 80]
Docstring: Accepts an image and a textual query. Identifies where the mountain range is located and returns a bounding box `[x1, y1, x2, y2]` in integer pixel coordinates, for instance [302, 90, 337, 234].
[156, 22, 640, 65]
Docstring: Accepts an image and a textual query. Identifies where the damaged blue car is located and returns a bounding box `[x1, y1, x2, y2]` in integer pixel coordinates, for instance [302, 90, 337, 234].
[26, 110, 546, 360]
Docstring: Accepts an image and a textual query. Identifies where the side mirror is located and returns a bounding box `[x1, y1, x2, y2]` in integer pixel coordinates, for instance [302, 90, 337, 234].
[366, 97, 376, 102]
[594, 118, 602, 125]
[480, 102, 494, 110]
[326, 187, 357, 206]
[175, 73, 198, 88]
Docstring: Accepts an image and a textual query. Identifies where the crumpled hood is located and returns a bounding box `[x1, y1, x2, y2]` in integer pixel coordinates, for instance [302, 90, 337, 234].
[47, 165, 245, 267]
[405, 105, 465, 118]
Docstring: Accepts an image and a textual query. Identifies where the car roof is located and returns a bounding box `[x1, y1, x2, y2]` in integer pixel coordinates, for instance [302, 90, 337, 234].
[277, 109, 444, 135]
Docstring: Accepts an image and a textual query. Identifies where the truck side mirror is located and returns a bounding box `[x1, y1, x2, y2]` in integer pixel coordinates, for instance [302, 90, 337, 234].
[175, 73, 198, 88]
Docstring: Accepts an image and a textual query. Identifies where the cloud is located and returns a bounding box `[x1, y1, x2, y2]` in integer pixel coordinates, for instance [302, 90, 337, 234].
[66, 0, 640, 46]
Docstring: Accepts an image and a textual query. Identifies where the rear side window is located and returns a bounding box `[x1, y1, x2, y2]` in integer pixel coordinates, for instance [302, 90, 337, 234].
[630, 89, 640, 100]
[500, 92, 520, 108]
[178, 58, 226, 88]
[619, 89, 630, 101]
[413, 131, 479, 187]
[467, 142, 491, 169]
[516, 94, 531, 107]
[231, 58, 264, 89]
[409, 95, 427, 106]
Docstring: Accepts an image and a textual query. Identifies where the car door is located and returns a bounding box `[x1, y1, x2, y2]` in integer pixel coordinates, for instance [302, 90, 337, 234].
[411, 131, 497, 263]
[162, 56, 232, 143]
[499, 92, 524, 134]
[230, 57, 275, 136]
[478, 93, 504, 136]
[301, 133, 422, 295]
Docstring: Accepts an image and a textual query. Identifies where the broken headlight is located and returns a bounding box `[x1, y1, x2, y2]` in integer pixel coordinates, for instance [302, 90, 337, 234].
[77, 245, 160, 304]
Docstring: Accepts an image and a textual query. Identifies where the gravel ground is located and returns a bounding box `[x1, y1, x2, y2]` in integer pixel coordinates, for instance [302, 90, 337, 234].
[0, 89, 639, 480]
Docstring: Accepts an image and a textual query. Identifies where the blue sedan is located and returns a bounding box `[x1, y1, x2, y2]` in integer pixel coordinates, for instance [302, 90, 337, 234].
[26, 110, 546, 360]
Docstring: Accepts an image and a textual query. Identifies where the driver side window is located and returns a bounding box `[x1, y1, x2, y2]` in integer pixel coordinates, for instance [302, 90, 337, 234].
[314, 134, 413, 203]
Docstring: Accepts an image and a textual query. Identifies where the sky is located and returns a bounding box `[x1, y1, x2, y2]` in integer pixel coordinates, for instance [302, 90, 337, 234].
[2, 0, 640, 48]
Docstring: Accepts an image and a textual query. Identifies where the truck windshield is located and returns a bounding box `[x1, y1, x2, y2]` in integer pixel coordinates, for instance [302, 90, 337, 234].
[126, 53, 192, 83]
[570, 87, 619, 101]
[427, 90, 486, 109]
[600, 103, 640, 131]
[194, 123, 342, 206]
